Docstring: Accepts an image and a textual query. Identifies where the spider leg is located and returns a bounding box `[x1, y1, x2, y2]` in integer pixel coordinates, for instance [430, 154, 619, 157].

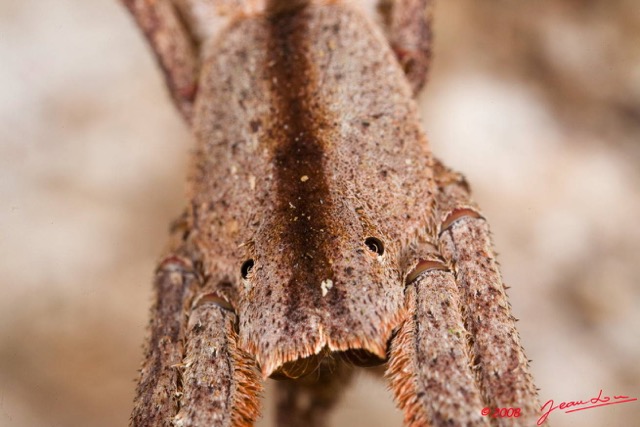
[388, 160, 543, 426]
[122, 0, 199, 122]
[274, 361, 354, 427]
[131, 248, 199, 426]
[378, 0, 434, 94]
[175, 292, 262, 426]
[132, 223, 262, 426]
[432, 160, 543, 425]
[387, 244, 490, 427]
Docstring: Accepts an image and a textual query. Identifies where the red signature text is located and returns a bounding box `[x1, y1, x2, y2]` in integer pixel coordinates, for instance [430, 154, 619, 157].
[538, 389, 637, 425]
[481, 407, 521, 418]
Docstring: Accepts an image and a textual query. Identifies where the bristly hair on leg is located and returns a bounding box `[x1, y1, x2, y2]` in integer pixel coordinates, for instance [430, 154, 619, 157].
[229, 320, 264, 426]
[387, 290, 430, 427]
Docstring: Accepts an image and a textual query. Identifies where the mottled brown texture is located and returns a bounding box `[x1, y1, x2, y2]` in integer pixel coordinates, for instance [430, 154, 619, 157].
[379, 0, 434, 93]
[434, 163, 543, 425]
[122, 0, 199, 121]
[131, 251, 200, 426]
[439, 219, 540, 425]
[189, 2, 434, 379]
[132, 225, 263, 426]
[175, 303, 262, 426]
[389, 270, 489, 427]
[125, 1, 544, 426]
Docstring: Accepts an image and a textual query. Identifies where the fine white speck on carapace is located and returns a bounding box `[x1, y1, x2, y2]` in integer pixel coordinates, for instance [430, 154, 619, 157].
[320, 279, 333, 297]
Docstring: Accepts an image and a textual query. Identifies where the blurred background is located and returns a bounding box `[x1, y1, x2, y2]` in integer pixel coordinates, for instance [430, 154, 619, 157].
[1, 0, 638, 426]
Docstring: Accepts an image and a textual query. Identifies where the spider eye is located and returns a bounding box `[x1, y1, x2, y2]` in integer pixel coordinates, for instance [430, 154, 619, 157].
[241, 259, 254, 279]
[364, 237, 384, 256]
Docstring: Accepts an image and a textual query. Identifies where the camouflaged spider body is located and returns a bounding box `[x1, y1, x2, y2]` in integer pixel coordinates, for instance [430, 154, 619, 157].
[124, 1, 543, 426]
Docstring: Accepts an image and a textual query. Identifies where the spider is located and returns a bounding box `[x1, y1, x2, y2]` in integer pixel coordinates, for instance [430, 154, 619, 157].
[123, 0, 543, 425]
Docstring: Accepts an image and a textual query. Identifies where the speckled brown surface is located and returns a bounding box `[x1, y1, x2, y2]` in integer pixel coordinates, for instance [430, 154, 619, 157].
[122, 0, 199, 121]
[389, 273, 489, 427]
[187, 4, 434, 382]
[379, 0, 434, 93]
[128, 0, 543, 424]
[1, 0, 639, 426]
